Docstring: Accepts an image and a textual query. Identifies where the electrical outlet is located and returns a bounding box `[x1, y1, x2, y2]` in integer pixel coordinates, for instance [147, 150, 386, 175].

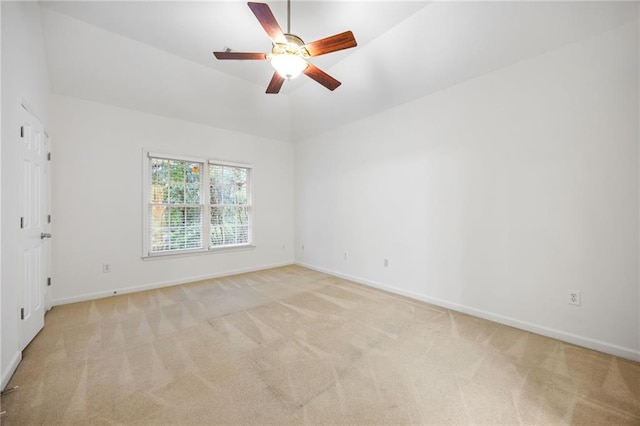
[344, 251, 349, 260]
[102, 263, 111, 273]
[568, 290, 581, 306]
[384, 258, 389, 268]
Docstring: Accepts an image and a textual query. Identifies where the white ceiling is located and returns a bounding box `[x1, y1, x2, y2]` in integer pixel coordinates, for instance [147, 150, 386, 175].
[39, 1, 638, 142]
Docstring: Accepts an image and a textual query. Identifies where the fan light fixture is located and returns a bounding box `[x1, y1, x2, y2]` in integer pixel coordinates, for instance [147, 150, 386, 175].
[269, 33, 309, 79]
[213, 1, 357, 94]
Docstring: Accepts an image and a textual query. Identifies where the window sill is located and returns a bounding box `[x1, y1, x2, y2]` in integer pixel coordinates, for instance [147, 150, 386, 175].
[142, 244, 256, 261]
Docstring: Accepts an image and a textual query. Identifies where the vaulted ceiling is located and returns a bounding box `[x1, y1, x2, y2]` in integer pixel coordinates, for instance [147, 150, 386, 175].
[40, 1, 637, 142]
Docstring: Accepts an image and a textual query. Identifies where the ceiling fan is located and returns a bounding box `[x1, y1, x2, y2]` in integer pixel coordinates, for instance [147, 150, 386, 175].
[213, 1, 357, 94]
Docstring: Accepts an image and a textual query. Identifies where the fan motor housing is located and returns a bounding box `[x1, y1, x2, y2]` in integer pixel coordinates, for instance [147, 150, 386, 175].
[272, 33, 309, 57]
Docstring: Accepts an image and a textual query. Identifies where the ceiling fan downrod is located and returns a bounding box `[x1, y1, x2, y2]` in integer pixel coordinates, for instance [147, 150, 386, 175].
[287, 0, 291, 34]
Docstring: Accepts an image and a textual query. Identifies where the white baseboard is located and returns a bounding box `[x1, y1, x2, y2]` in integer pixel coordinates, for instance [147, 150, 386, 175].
[296, 261, 640, 362]
[51, 261, 294, 306]
[1, 351, 21, 391]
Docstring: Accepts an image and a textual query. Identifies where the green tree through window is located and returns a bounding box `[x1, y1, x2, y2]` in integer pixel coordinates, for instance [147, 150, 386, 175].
[150, 159, 203, 252]
[210, 165, 250, 247]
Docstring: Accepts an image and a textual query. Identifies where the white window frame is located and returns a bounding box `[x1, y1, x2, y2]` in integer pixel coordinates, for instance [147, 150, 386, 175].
[142, 150, 254, 258]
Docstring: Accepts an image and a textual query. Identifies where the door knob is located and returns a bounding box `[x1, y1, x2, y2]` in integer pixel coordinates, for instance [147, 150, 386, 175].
[40, 233, 52, 239]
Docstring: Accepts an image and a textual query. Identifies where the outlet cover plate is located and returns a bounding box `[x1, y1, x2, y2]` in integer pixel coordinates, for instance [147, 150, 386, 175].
[569, 290, 581, 306]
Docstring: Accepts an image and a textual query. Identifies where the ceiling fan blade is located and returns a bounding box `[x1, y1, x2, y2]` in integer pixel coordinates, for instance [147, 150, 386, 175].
[304, 31, 357, 57]
[213, 51, 267, 60]
[248, 2, 287, 45]
[303, 63, 341, 91]
[266, 72, 285, 94]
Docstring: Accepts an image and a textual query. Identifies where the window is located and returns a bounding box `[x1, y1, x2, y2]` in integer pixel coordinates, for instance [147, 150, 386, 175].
[209, 164, 250, 247]
[144, 152, 252, 256]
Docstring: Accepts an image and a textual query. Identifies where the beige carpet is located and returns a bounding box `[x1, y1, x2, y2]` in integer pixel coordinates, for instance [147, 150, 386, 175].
[1, 265, 639, 425]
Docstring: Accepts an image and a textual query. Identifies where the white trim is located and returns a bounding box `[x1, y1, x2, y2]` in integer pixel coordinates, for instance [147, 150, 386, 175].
[209, 159, 253, 169]
[51, 261, 293, 306]
[44, 133, 53, 312]
[20, 98, 40, 123]
[637, 2, 640, 376]
[141, 148, 150, 256]
[1, 351, 21, 391]
[20, 99, 49, 138]
[296, 261, 640, 362]
[147, 150, 204, 164]
[142, 244, 255, 260]
[145, 246, 209, 258]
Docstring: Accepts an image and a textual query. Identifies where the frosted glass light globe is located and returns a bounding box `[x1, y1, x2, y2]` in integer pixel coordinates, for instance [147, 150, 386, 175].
[270, 54, 307, 79]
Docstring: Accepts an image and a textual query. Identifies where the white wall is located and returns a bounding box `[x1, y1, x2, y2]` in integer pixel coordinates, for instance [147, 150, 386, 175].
[50, 95, 294, 305]
[1, 2, 50, 388]
[295, 21, 640, 361]
[40, 7, 294, 142]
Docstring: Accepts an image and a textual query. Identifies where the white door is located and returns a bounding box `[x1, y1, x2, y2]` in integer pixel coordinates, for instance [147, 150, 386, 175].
[19, 105, 48, 350]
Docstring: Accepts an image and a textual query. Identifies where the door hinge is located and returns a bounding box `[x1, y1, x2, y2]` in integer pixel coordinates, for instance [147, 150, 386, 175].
[20, 126, 24, 138]
[47, 152, 51, 161]
[20, 308, 24, 320]
[47, 277, 51, 287]
[20, 217, 24, 229]
[48, 214, 51, 224]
